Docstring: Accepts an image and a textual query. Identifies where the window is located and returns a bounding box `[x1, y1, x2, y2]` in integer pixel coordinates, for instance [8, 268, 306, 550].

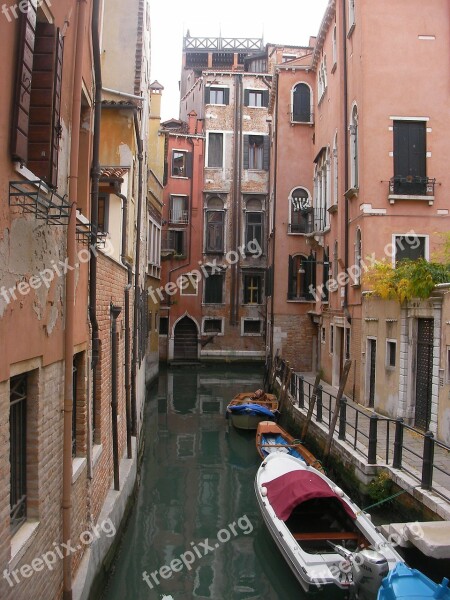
[282, 54, 297, 62]
[386, 340, 397, 368]
[148, 218, 161, 270]
[292, 83, 312, 123]
[330, 324, 334, 353]
[167, 230, 185, 255]
[205, 86, 229, 105]
[323, 247, 330, 302]
[98, 194, 110, 233]
[289, 187, 312, 233]
[180, 273, 198, 296]
[11, 6, 64, 186]
[348, 0, 356, 31]
[10, 375, 27, 533]
[243, 135, 269, 171]
[244, 89, 269, 108]
[314, 148, 330, 231]
[205, 197, 224, 253]
[288, 254, 316, 301]
[245, 210, 263, 251]
[393, 121, 427, 195]
[318, 57, 328, 102]
[172, 150, 192, 177]
[354, 228, 362, 285]
[393, 234, 427, 264]
[332, 240, 339, 286]
[207, 133, 223, 168]
[169, 195, 189, 224]
[349, 105, 359, 188]
[202, 318, 223, 335]
[204, 269, 224, 304]
[242, 319, 263, 336]
[321, 327, 326, 344]
[243, 273, 263, 304]
[159, 316, 169, 335]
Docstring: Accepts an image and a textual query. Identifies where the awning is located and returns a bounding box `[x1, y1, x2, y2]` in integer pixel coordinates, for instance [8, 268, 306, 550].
[265, 469, 356, 521]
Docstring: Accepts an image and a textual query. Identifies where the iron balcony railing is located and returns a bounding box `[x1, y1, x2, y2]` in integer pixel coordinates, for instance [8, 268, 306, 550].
[169, 210, 189, 225]
[389, 175, 436, 196]
[184, 35, 264, 52]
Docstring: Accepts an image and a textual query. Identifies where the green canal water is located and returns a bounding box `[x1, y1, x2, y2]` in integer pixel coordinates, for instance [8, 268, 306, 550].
[100, 365, 446, 600]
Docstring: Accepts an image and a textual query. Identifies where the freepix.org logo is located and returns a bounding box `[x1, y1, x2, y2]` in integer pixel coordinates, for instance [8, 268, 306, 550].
[1, 0, 51, 23]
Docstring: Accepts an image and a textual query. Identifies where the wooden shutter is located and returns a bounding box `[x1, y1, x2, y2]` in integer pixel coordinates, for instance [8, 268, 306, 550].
[28, 23, 63, 186]
[288, 255, 294, 299]
[263, 136, 270, 171]
[262, 89, 269, 108]
[223, 88, 230, 105]
[243, 135, 249, 169]
[244, 89, 250, 106]
[11, 0, 37, 163]
[204, 87, 210, 104]
[393, 121, 426, 194]
[185, 152, 193, 178]
[293, 84, 310, 122]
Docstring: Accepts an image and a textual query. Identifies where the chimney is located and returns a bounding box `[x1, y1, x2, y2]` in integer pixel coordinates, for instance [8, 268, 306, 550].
[188, 110, 198, 134]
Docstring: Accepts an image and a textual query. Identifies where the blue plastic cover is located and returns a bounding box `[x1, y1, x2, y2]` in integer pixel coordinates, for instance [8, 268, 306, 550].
[227, 403, 276, 418]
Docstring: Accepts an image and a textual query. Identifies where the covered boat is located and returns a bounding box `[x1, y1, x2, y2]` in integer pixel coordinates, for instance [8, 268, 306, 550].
[255, 453, 402, 597]
[378, 562, 450, 599]
[226, 390, 278, 430]
[256, 421, 324, 473]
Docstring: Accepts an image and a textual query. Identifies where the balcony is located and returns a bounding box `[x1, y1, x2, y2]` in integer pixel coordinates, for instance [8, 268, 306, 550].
[169, 210, 189, 224]
[388, 176, 436, 205]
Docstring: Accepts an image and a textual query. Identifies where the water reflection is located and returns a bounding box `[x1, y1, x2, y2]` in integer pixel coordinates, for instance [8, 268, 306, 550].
[102, 366, 343, 600]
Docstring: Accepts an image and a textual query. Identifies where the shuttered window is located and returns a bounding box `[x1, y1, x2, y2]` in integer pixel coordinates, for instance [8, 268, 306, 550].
[243, 135, 270, 171]
[393, 121, 426, 194]
[207, 133, 223, 168]
[292, 83, 311, 123]
[11, 5, 63, 187]
[244, 89, 269, 108]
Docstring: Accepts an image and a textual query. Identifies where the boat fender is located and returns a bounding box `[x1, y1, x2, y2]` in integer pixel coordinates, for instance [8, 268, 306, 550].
[333, 486, 344, 497]
[261, 486, 267, 497]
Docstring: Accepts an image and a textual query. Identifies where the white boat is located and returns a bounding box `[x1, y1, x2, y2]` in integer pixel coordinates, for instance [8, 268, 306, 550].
[255, 453, 403, 598]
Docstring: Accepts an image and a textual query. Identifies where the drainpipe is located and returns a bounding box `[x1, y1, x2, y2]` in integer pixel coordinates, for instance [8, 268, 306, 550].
[343, 0, 350, 320]
[230, 73, 242, 325]
[89, 0, 102, 456]
[111, 182, 133, 459]
[269, 71, 280, 360]
[110, 304, 122, 490]
[62, 1, 87, 598]
[131, 111, 144, 437]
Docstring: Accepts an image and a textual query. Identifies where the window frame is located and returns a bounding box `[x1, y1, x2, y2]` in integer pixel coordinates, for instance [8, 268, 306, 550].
[203, 269, 225, 305]
[206, 132, 224, 168]
[202, 317, 224, 336]
[241, 318, 263, 336]
[179, 273, 199, 296]
[10, 374, 28, 534]
[392, 234, 429, 265]
[243, 272, 264, 305]
[386, 339, 397, 369]
[291, 82, 313, 124]
[289, 187, 312, 234]
[288, 254, 316, 301]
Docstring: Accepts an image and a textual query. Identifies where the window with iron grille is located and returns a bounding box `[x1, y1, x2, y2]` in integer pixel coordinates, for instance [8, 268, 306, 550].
[243, 273, 263, 305]
[10, 374, 27, 533]
[394, 235, 427, 264]
[242, 319, 262, 335]
[203, 318, 223, 334]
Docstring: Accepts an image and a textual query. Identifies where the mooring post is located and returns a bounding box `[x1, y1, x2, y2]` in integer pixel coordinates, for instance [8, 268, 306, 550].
[338, 397, 347, 440]
[298, 375, 304, 408]
[316, 385, 323, 423]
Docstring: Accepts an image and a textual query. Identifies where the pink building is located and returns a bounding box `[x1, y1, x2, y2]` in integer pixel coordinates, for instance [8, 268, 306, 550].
[268, 0, 450, 434]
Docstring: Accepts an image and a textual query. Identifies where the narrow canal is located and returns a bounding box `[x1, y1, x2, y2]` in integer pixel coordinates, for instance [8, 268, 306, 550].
[101, 364, 346, 600]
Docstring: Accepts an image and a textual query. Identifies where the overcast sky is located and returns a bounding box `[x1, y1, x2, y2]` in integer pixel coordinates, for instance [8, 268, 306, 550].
[150, 0, 329, 121]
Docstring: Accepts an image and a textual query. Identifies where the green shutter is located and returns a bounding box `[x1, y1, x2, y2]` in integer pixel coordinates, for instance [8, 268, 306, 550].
[262, 89, 269, 108]
[288, 255, 294, 299]
[204, 87, 210, 104]
[223, 88, 230, 105]
[185, 152, 193, 178]
[263, 136, 270, 171]
[243, 135, 249, 169]
[244, 89, 250, 106]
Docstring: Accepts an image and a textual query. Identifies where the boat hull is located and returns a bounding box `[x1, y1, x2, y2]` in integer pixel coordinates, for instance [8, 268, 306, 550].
[229, 412, 275, 430]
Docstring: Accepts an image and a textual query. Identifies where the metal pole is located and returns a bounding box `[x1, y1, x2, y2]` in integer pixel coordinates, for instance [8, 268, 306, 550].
[421, 431, 435, 490]
[393, 418, 404, 469]
[316, 385, 323, 423]
[368, 414, 379, 465]
[338, 397, 347, 440]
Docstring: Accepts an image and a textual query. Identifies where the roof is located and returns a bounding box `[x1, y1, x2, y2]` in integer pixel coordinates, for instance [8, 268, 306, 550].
[265, 469, 356, 521]
[100, 166, 130, 179]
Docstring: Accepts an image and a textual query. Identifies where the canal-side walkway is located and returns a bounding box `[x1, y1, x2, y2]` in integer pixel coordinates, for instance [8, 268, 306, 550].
[281, 371, 450, 521]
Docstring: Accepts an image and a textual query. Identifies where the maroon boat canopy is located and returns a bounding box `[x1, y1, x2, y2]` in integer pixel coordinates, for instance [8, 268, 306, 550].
[264, 470, 356, 521]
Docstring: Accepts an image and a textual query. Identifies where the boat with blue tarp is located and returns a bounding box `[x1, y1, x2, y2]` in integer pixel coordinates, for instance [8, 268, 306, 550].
[226, 390, 278, 430]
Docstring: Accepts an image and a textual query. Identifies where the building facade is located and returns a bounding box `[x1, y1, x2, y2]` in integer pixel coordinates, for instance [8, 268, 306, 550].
[0, 0, 159, 598]
[268, 0, 450, 438]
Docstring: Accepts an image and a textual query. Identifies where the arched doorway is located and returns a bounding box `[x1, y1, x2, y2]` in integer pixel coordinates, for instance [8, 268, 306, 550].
[173, 316, 198, 361]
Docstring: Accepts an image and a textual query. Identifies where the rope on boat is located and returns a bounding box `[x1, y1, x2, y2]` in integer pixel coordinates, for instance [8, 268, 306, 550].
[357, 490, 406, 515]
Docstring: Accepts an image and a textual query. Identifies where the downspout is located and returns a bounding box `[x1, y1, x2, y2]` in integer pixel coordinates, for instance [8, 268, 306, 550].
[131, 111, 144, 436]
[230, 74, 242, 325]
[235, 74, 243, 325]
[63, 1, 87, 598]
[343, 0, 350, 318]
[90, 0, 102, 454]
[270, 71, 280, 360]
[110, 304, 122, 490]
[112, 182, 133, 459]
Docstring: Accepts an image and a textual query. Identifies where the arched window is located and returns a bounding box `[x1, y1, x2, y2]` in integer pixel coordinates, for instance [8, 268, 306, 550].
[289, 187, 312, 233]
[288, 254, 316, 301]
[292, 83, 312, 123]
[350, 105, 359, 188]
[354, 228, 362, 285]
[205, 197, 224, 253]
